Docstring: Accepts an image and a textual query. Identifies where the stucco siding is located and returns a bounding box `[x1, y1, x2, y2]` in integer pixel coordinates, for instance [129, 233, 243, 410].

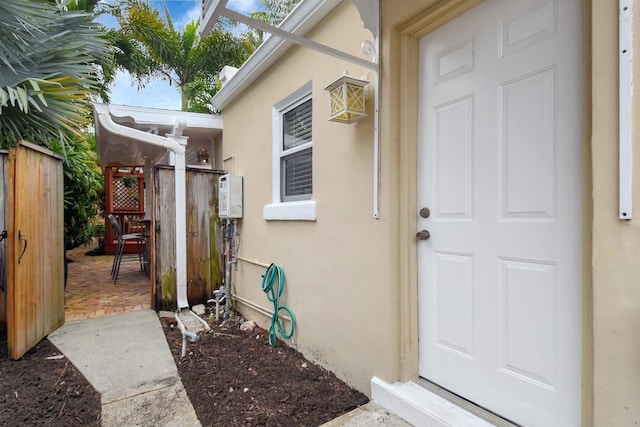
[591, 0, 640, 425]
[220, 1, 399, 395]
[216, 0, 640, 422]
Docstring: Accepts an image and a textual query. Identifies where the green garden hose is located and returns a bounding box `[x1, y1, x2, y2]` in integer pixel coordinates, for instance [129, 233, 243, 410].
[261, 263, 295, 347]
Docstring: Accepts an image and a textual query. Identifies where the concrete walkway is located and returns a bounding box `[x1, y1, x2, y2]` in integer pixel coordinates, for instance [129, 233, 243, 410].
[48, 310, 200, 427]
[47, 309, 411, 426]
[59, 244, 410, 426]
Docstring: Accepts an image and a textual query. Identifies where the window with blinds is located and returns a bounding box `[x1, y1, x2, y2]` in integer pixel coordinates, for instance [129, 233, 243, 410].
[281, 98, 312, 201]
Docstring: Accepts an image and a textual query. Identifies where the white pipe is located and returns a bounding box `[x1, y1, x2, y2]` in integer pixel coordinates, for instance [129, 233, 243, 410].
[619, 0, 633, 219]
[372, 62, 380, 219]
[143, 168, 151, 220]
[237, 256, 271, 268]
[208, 288, 226, 321]
[234, 294, 293, 323]
[372, 2, 381, 219]
[175, 313, 199, 358]
[167, 132, 189, 309]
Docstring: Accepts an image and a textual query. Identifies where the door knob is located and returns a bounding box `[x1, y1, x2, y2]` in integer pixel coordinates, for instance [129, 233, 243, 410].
[416, 230, 431, 240]
[419, 207, 431, 218]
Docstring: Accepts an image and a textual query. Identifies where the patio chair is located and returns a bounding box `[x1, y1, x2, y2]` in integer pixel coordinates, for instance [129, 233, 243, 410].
[107, 214, 146, 284]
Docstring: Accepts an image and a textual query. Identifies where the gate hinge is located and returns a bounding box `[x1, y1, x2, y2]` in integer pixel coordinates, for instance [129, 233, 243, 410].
[0, 230, 7, 241]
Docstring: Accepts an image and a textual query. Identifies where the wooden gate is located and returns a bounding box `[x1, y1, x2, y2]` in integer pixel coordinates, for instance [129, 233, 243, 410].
[154, 166, 223, 310]
[6, 142, 65, 359]
[0, 150, 8, 331]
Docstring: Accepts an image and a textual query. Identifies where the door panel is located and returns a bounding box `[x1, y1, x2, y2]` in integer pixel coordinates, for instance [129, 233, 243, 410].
[417, 0, 582, 425]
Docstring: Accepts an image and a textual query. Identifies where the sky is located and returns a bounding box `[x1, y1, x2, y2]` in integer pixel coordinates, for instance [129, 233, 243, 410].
[102, 0, 263, 110]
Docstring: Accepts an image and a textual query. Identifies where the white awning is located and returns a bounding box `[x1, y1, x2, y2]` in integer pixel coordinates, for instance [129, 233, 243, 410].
[93, 103, 223, 166]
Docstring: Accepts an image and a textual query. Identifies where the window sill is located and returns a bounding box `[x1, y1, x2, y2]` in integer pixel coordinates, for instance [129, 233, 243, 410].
[263, 200, 317, 221]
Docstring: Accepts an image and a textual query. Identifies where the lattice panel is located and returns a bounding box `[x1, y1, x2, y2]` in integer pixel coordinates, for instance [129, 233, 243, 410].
[113, 177, 140, 210]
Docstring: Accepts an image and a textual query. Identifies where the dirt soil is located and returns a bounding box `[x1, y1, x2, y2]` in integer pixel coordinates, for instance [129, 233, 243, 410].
[1, 310, 368, 427]
[0, 331, 101, 426]
[161, 311, 369, 426]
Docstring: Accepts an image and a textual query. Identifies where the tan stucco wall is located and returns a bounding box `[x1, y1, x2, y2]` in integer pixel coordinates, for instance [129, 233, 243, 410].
[220, 2, 399, 394]
[591, 1, 640, 425]
[220, 0, 640, 422]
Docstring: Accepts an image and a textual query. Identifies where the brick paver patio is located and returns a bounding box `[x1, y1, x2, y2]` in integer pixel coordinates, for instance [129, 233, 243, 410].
[65, 241, 151, 321]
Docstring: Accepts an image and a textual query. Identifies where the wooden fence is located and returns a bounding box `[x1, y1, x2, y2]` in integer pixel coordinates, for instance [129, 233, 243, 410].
[154, 166, 223, 309]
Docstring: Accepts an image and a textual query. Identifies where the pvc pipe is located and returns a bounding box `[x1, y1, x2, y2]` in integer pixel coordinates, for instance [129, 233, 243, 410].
[175, 313, 199, 358]
[234, 294, 293, 323]
[180, 330, 198, 358]
[209, 287, 226, 321]
[237, 256, 271, 268]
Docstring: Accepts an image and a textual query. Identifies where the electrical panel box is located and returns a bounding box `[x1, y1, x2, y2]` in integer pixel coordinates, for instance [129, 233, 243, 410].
[219, 174, 243, 218]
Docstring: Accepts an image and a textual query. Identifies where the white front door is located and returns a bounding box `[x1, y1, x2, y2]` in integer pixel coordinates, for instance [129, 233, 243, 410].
[417, 0, 583, 425]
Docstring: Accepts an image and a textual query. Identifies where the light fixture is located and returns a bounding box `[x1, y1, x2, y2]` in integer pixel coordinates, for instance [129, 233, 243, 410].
[197, 147, 210, 164]
[324, 73, 369, 124]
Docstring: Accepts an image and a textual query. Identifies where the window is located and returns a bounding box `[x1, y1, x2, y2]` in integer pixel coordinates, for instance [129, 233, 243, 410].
[263, 82, 317, 221]
[281, 98, 312, 201]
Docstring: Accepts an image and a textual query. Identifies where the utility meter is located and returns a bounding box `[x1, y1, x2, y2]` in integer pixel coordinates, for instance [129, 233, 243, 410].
[218, 174, 243, 218]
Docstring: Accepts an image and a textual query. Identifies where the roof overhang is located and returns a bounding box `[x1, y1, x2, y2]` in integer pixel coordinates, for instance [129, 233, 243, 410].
[209, 0, 344, 110]
[93, 103, 223, 166]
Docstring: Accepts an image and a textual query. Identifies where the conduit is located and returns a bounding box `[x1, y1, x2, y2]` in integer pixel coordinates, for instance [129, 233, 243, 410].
[234, 294, 293, 323]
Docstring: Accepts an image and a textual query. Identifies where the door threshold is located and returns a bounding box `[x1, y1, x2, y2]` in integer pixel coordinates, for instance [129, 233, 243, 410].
[415, 378, 520, 427]
[371, 377, 519, 427]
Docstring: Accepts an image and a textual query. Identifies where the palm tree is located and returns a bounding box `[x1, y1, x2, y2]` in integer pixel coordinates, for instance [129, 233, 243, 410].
[253, 0, 301, 26]
[248, 0, 301, 45]
[109, 0, 254, 111]
[0, 0, 109, 148]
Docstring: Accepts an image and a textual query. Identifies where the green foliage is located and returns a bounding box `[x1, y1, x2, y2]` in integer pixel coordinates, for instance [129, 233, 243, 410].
[0, 0, 108, 249]
[184, 77, 221, 114]
[257, 0, 301, 25]
[51, 135, 104, 250]
[121, 174, 138, 187]
[106, 0, 255, 111]
[249, 0, 301, 44]
[0, 0, 110, 148]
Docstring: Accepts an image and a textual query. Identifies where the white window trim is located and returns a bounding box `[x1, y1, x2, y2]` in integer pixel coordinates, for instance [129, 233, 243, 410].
[263, 81, 317, 221]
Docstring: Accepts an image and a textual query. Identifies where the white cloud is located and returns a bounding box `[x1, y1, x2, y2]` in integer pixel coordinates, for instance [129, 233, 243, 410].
[227, 0, 262, 14]
[175, 4, 201, 29]
[109, 70, 181, 111]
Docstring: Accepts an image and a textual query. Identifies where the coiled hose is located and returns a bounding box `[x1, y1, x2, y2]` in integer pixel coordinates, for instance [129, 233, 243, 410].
[261, 263, 295, 347]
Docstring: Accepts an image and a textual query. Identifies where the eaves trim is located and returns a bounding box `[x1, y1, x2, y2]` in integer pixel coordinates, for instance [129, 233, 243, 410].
[211, 0, 342, 111]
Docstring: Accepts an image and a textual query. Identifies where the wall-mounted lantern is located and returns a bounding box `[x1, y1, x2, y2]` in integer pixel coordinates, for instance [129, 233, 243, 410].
[324, 73, 369, 124]
[197, 147, 210, 164]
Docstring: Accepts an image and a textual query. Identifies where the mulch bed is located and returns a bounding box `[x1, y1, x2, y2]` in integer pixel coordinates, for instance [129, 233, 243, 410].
[0, 331, 101, 426]
[1, 311, 368, 427]
[161, 312, 369, 426]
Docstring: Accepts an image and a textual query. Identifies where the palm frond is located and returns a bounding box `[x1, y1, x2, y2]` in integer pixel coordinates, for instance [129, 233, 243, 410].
[0, 0, 108, 147]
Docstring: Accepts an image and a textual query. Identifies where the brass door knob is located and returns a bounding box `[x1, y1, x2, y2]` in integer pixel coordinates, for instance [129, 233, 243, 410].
[416, 230, 431, 240]
[419, 207, 431, 218]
